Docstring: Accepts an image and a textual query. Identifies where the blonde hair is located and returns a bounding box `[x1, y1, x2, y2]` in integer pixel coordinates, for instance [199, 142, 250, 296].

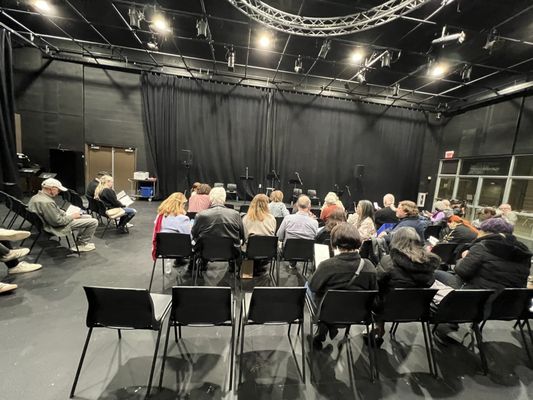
[270, 190, 284, 203]
[158, 192, 187, 216]
[247, 194, 271, 222]
[324, 192, 338, 205]
[94, 175, 113, 199]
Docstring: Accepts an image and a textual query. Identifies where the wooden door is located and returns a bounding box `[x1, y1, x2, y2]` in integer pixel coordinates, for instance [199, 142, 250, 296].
[114, 148, 136, 194]
[86, 145, 112, 186]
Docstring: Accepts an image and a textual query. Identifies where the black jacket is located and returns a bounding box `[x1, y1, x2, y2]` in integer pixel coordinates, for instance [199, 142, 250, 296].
[86, 179, 98, 198]
[375, 207, 398, 229]
[443, 224, 477, 244]
[98, 188, 123, 209]
[454, 234, 532, 290]
[191, 205, 244, 248]
[309, 252, 377, 299]
[377, 248, 440, 292]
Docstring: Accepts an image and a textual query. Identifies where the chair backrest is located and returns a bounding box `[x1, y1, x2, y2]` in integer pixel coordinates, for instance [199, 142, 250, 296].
[487, 288, 533, 321]
[25, 210, 44, 232]
[275, 217, 284, 234]
[318, 290, 378, 325]
[186, 211, 197, 220]
[293, 188, 302, 197]
[246, 235, 278, 259]
[307, 189, 317, 198]
[87, 196, 98, 212]
[171, 286, 232, 325]
[68, 189, 85, 209]
[227, 183, 237, 192]
[214, 182, 225, 188]
[248, 287, 306, 323]
[431, 243, 459, 264]
[83, 286, 158, 329]
[155, 232, 193, 258]
[310, 208, 321, 219]
[96, 200, 109, 217]
[224, 203, 235, 209]
[432, 289, 494, 323]
[239, 204, 250, 213]
[282, 238, 315, 261]
[424, 225, 443, 240]
[11, 199, 27, 217]
[0, 190, 7, 205]
[380, 288, 438, 322]
[199, 236, 236, 261]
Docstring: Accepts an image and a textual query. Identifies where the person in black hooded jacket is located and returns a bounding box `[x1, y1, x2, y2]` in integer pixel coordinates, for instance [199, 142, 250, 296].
[434, 217, 532, 290]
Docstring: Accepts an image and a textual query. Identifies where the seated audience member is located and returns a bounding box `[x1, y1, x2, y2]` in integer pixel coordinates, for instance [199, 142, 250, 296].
[315, 209, 346, 251]
[442, 215, 478, 244]
[85, 171, 108, 199]
[28, 178, 98, 252]
[0, 229, 42, 276]
[320, 192, 344, 221]
[95, 175, 136, 234]
[498, 203, 518, 225]
[307, 223, 377, 348]
[191, 187, 244, 272]
[428, 201, 447, 223]
[450, 199, 466, 217]
[347, 200, 376, 241]
[190, 182, 201, 197]
[154, 192, 191, 235]
[268, 190, 290, 218]
[434, 218, 531, 290]
[472, 207, 497, 228]
[243, 194, 276, 273]
[371, 227, 440, 346]
[374, 193, 398, 229]
[188, 183, 211, 213]
[383, 200, 427, 242]
[278, 195, 319, 244]
[441, 199, 454, 218]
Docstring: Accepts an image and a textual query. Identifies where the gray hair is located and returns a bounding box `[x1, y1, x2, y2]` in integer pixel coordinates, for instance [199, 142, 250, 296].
[383, 193, 395, 206]
[390, 227, 430, 264]
[324, 192, 338, 205]
[297, 195, 311, 210]
[209, 187, 226, 205]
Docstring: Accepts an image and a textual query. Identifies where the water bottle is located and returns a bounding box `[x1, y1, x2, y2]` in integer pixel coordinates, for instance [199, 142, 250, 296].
[164, 260, 173, 275]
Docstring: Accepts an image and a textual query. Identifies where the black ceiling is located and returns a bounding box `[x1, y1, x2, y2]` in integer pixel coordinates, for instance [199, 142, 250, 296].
[1, 0, 532, 112]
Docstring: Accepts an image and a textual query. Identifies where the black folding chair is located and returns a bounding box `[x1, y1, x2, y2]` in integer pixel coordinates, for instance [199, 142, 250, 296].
[194, 237, 239, 285]
[149, 233, 193, 292]
[380, 288, 439, 376]
[67, 189, 86, 210]
[186, 211, 197, 220]
[239, 204, 250, 214]
[159, 287, 235, 390]
[224, 203, 235, 209]
[1, 192, 14, 227]
[7, 198, 28, 229]
[431, 242, 459, 268]
[309, 208, 321, 219]
[481, 288, 533, 362]
[306, 290, 379, 381]
[70, 286, 171, 399]
[239, 287, 306, 384]
[96, 200, 120, 238]
[281, 238, 315, 276]
[424, 225, 443, 240]
[86, 196, 100, 221]
[430, 289, 494, 374]
[245, 235, 279, 284]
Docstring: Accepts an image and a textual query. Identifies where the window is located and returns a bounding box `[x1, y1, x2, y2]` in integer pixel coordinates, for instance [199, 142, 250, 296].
[513, 155, 533, 176]
[460, 157, 511, 175]
[436, 177, 455, 200]
[456, 178, 478, 204]
[513, 215, 533, 239]
[478, 178, 506, 207]
[508, 179, 533, 213]
[441, 160, 459, 175]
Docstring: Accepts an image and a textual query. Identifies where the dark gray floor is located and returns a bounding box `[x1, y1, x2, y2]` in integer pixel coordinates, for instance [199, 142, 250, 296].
[1, 201, 533, 400]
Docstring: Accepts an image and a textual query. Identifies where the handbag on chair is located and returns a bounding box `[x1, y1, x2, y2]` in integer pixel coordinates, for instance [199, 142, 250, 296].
[106, 207, 126, 219]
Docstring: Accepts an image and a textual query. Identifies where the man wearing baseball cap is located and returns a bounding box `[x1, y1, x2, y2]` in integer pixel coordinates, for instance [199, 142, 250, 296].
[28, 178, 99, 252]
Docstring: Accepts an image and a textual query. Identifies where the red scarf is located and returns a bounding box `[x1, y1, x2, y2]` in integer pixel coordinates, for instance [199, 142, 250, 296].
[152, 214, 164, 261]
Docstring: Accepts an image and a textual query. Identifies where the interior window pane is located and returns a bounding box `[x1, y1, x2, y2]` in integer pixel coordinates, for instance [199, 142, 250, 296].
[513, 156, 533, 176]
[456, 178, 478, 204]
[441, 160, 459, 175]
[436, 177, 455, 200]
[460, 157, 511, 175]
[508, 179, 533, 213]
[478, 178, 506, 207]
[513, 215, 533, 240]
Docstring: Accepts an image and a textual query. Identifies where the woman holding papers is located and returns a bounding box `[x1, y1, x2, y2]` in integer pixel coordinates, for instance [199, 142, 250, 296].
[95, 175, 136, 233]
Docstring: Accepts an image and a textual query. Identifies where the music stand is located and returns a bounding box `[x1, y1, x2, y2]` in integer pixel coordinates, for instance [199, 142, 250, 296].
[266, 172, 280, 190]
[240, 175, 254, 203]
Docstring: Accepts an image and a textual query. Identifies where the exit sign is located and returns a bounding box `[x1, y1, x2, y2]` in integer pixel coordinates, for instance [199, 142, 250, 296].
[444, 150, 455, 159]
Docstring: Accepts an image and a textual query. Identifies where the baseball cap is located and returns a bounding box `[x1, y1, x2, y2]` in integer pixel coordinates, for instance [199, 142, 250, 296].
[42, 178, 68, 191]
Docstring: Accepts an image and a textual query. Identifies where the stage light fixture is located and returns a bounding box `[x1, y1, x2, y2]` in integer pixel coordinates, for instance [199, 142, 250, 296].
[381, 50, 391, 68]
[428, 62, 447, 78]
[128, 7, 144, 29]
[356, 72, 366, 84]
[318, 40, 331, 59]
[431, 26, 466, 46]
[33, 0, 51, 12]
[350, 49, 365, 64]
[483, 29, 499, 53]
[258, 33, 272, 49]
[147, 35, 158, 50]
[151, 14, 170, 34]
[392, 83, 400, 97]
[196, 18, 208, 39]
[226, 46, 235, 71]
[461, 64, 472, 81]
[294, 55, 303, 73]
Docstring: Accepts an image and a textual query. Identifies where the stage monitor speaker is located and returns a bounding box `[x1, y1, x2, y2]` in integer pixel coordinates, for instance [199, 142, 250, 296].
[353, 164, 365, 179]
[49, 149, 85, 194]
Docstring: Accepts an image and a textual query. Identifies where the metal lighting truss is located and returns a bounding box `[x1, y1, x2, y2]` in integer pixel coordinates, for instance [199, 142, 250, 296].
[226, 0, 433, 36]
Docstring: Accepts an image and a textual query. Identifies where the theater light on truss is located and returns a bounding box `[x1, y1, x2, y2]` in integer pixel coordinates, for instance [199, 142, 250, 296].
[151, 14, 171, 34]
[461, 64, 472, 81]
[428, 61, 448, 78]
[128, 7, 144, 29]
[318, 40, 331, 59]
[226, 45, 235, 71]
[356, 72, 366, 84]
[350, 48, 365, 64]
[146, 35, 158, 50]
[258, 32, 272, 49]
[431, 26, 466, 46]
[33, 0, 52, 12]
[392, 83, 400, 97]
[196, 18, 208, 39]
[294, 55, 303, 73]
[381, 50, 391, 68]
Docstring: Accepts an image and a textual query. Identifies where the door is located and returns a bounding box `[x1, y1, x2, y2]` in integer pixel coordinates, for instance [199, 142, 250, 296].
[114, 148, 136, 193]
[86, 145, 112, 185]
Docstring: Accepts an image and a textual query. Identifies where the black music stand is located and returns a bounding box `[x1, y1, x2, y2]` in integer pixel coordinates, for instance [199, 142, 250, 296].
[266, 172, 280, 190]
[240, 175, 254, 203]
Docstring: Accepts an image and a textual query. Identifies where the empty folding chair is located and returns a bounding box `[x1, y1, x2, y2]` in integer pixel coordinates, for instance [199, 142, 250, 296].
[194, 237, 239, 285]
[431, 242, 459, 268]
[150, 233, 193, 292]
[424, 225, 443, 240]
[245, 235, 279, 283]
[70, 286, 171, 399]
[281, 238, 315, 276]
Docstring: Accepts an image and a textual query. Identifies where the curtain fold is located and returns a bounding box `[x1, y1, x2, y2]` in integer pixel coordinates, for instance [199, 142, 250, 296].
[0, 29, 19, 193]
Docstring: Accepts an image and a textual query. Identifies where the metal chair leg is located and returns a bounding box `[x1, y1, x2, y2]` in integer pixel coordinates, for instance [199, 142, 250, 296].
[70, 328, 93, 398]
[516, 319, 533, 362]
[365, 325, 375, 382]
[148, 259, 157, 292]
[158, 318, 173, 389]
[300, 319, 305, 383]
[420, 322, 434, 376]
[472, 323, 488, 375]
[229, 319, 235, 390]
[145, 325, 164, 398]
[117, 329, 122, 339]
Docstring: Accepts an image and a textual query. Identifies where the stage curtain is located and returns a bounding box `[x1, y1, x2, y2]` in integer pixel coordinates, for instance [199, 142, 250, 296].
[0, 29, 20, 194]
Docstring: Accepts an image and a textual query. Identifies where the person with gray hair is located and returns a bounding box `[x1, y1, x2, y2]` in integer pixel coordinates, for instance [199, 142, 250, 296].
[374, 193, 398, 229]
[191, 187, 244, 272]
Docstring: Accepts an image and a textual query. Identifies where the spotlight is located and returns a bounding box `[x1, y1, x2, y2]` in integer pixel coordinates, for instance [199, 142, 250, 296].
[318, 40, 330, 59]
[381, 50, 391, 68]
[431, 26, 466, 46]
[128, 7, 144, 29]
[151, 14, 170, 34]
[392, 83, 400, 97]
[356, 72, 366, 84]
[483, 28, 499, 53]
[196, 18, 208, 39]
[258, 33, 272, 49]
[436, 112, 442, 120]
[350, 49, 365, 64]
[226, 46, 235, 71]
[428, 62, 448, 78]
[33, 0, 51, 12]
[294, 55, 303, 73]
[147, 35, 158, 50]
[461, 64, 472, 81]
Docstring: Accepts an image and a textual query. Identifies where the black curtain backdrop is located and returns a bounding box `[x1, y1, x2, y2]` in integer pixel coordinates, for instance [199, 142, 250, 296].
[0, 30, 19, 192]
[141, 73, 427, 203]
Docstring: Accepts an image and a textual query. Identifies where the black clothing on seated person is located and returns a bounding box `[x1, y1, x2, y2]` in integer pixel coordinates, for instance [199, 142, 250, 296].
[374, 207, 398, 229]
[86, 179, 98, 198]
[453, 233, 531, 290]
[98, 187, 123, 209]
[443, 224, 477, 244]
[191, 205, 244, 249]
[389, 216, 427, 242]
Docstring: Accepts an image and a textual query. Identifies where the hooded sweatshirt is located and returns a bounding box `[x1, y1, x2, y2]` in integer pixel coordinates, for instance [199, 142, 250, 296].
[454, 233, 532, 290]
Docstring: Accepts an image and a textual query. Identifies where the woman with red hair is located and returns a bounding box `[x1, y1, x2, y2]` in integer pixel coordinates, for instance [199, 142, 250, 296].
[442, 215, 478, 244]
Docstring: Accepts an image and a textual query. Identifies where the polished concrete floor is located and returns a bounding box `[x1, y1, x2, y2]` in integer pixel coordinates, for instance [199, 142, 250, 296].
[1, 201, 533, 400]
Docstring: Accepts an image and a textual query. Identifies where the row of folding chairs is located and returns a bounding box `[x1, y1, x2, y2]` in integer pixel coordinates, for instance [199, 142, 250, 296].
[150, 233, 316, 291]
[70, 285, 533, 398]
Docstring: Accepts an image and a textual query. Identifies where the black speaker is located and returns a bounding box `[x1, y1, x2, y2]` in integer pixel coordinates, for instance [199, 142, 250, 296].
[49, 149, 85, 194]
[353, 164, 365, 179]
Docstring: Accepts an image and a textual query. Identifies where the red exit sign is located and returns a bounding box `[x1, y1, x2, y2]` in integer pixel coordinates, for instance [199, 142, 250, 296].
[444, 150, 455, 159]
